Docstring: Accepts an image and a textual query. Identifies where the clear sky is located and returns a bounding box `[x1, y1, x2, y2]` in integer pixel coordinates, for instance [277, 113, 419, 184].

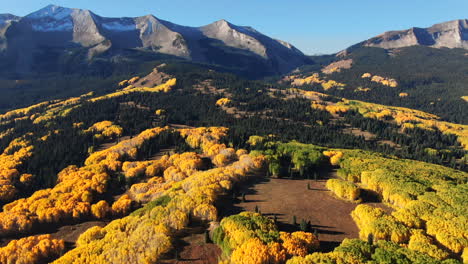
[2, 0, 467, 55]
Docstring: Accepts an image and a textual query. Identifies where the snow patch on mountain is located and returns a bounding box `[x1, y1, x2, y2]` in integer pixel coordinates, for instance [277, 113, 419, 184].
[26, 5, 73, 20]
[0, 14, 20, 27]
[31, 20, 73, 32]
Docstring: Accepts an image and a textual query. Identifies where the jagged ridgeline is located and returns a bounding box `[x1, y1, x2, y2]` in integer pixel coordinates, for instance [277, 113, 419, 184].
[0, 5, 309, 79]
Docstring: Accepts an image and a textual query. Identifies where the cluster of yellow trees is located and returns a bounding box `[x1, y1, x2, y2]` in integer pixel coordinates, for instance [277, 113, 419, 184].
[0, 136, 34, 202]
[213, 212, 319, 264]
[0, 164, 111, 235]
[90, 78, 177, 103]
[52, 127, 266, 264]
[2, 78, 176, 128]
[0, 91, 91, 125]
[326, 178, 361, 201]
[361, 73, 398, 87]
[216, 97, 232, 106]
[0, 101, 50, 124]
[323, 150, 343, 166]
[179, 126, 229, 153]
[124, 152, 204, 203]
[352, 204, 410, 243]
[0, 234, 65, 264]
[118, 76, 141, 87]
[291, 73, 322, 86]
[0, 92, 94, 127]
[330, 149, 467, 261]
[84, 121, 123, 140]
[0, 127, 170, 236]
[85, 126, 170, 167]
[3, 78, 176, 127]
[291, 73, 346, 91]
[286, 237, 458, 264]
[313, 98, 468, 149]
[287, 88, 328, 101]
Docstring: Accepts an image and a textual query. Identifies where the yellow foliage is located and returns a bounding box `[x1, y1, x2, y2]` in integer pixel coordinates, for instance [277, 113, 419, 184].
[326, 178, 361, 201]
[354, 87, 371, 92]
[231, 238, 271, 264]
[361, 73, 372, 78]
[128, 76, 140, 84]
[0, 136, 35, 202]
[325, 104, 350, 115]
[351, 204, 410, 243]
[76, 226, 104, 247]
[54, 127, 265, 264]
[321, 80, 346, 91]
[399, 92, 409, 97]
[280, 231, 319, 257]
[216, 97, 232, 106]
[155, 109, 165, 115]
[118, 79, 128, 86]
[323, 150, 343, 166]
[0, 234, 64, 264]
[112, 195, 133, 216]
[370, 75, 398, 87]
[193, 203, 217, 221]
[90, 78, 177, 103]
[322, 99, 468, 149]
[85, 120, 123, 139]
[408, 229, 450, 260]
[291, 73, 322, 86]
[91, 200, 110, 219]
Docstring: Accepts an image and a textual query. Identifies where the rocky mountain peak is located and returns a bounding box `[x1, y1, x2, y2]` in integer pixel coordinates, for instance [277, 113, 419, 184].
[1, 5, 310, 76]
[364, 19, 468, 50]
[25, 4, 73, 20]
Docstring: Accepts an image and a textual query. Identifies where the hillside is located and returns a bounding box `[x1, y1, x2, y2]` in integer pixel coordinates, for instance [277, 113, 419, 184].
[0, 63, 466, 263]
[303, 46, 468, 124]
[0, 9, 467, 264]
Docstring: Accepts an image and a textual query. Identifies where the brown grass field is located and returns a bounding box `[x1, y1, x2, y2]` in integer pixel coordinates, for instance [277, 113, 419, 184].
[219, 170, 391, 251]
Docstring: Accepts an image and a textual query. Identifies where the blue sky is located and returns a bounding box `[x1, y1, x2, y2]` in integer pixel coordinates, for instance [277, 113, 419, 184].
[2, 0, 467, 54]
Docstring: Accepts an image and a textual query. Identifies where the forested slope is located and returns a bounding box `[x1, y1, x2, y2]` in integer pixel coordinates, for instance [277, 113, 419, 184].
[0, 63, 466, 263]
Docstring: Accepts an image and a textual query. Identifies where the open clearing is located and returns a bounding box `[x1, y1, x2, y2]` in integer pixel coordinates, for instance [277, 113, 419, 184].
[220, 170, 391, 251]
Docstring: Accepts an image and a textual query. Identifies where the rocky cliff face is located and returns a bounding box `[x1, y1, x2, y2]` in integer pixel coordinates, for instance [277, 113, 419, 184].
[364, 19, 468, 50]
[1, 5, 309, 76]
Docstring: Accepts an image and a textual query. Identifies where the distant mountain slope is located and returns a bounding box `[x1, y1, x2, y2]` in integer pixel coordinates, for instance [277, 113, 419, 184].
[304, 46, 468, 124]
[0, 5, 310, 78]
[363, 19, 468, 50]
[300, 19, 468, 124]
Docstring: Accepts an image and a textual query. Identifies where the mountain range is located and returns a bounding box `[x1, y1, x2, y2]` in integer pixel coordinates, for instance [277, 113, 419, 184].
[363, 19, 468, 50]
[2, 5, 467, 79]
[0, 5, 309, 77]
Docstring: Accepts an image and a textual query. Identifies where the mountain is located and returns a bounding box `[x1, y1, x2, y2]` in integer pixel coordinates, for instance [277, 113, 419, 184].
[0, 14, 20, 50]
[0, 5, 310, 77]
[363, 19, 468, 50]
[291, 19, 468, 125]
